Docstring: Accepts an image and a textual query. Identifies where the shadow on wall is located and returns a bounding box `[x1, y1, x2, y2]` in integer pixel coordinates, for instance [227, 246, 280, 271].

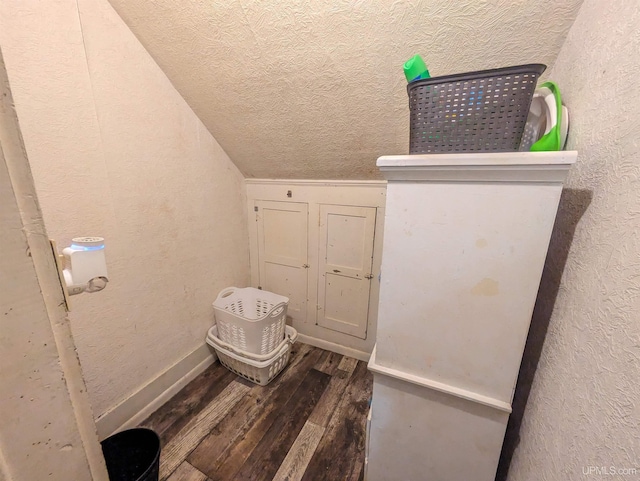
[496, 187, 593, 481]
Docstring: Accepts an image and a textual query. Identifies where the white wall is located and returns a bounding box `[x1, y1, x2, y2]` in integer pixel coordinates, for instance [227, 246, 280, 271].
[0, 53, 107, 479]
[0, 0, 249, 428]
[1, 145, 96, 481]
[508, 1, 640, 479]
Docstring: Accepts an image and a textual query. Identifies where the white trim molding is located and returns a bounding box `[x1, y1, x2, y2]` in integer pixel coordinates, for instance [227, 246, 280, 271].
[367, 345, 512, 413]
[95, 344, 217, 440]
[377, 151, 577, 183]
[245, 178, 386, 187]
[297, 334, 370, 362]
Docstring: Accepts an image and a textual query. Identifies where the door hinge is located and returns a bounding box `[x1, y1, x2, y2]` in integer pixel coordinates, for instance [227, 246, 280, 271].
[254, 206, 258, 212]
[365, 273, 374, 279]
[302, 264, 310, 269]
[50, 239, 71, 312]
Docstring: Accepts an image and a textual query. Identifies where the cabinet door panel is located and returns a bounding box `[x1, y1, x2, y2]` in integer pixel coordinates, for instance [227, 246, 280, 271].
[317, 205, 376, 339]
[256, 201, 308, 323]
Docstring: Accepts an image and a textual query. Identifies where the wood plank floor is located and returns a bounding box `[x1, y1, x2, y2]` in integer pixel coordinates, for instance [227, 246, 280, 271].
[141, 343, 373, 481]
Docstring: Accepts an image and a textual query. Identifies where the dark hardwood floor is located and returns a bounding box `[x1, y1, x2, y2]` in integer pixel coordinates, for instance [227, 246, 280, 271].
[141, 343, 373, 481]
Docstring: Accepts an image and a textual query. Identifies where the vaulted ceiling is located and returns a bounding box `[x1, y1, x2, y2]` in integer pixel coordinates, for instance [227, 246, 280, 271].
[108, 0, 582, 179]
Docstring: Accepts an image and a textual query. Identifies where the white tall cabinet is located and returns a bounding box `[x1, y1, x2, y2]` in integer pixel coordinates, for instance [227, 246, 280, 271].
[366, 152, 576, 481]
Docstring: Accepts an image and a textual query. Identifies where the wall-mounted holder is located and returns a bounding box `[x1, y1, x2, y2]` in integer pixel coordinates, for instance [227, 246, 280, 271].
[51, 237, 109, 309]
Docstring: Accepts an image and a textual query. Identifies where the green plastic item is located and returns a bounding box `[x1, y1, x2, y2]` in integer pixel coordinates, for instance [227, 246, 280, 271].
[530, 81, 562, 151]
[404, 55, 430, 82]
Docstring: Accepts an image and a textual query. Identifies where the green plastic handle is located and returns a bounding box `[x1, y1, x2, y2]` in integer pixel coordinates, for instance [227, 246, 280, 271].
[530, 81, 562, 152]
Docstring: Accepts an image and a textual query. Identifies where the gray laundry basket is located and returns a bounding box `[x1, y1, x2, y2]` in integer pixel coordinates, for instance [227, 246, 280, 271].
[408, 64, 546, 153]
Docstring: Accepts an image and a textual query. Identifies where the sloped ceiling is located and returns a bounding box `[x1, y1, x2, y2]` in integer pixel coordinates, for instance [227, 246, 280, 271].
[108, 0, 582, 179]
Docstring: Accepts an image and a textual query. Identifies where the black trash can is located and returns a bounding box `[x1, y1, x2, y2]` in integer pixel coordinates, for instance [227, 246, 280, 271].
[101, 428, 160, 481]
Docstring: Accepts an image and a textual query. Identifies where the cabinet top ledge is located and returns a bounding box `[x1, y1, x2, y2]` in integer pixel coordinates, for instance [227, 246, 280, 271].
[377, 151, 577, 168]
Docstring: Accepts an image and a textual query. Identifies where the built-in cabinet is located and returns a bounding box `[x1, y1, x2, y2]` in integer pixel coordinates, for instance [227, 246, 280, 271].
[317, 204, 377, 339]
[247, 181, 386, 360]
[255, 200, 309, 323]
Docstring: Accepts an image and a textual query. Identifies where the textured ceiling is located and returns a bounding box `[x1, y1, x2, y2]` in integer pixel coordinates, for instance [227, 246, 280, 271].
[108, 0, 583, 179]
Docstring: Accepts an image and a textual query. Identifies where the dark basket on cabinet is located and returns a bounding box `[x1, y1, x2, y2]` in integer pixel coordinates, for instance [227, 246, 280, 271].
[408, 64, 546, 154]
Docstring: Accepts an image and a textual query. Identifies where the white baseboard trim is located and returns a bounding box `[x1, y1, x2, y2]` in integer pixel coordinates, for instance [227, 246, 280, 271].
[95, 343, 217, 440]
[297, 334, 371, 362]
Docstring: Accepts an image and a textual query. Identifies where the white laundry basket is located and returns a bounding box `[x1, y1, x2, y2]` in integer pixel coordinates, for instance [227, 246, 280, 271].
[206, 325, 298, 386]
[213, 287, 289, 355]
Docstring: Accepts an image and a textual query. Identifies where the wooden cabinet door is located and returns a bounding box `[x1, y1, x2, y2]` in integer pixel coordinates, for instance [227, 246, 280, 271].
[317, 205, 376, 339]
[256, 201, 308, 323]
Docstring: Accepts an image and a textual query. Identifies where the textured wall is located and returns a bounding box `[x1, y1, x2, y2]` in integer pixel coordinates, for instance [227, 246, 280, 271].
[508, 1, 640, 479]
[0, 84, 96, 480]
[0, 0, 249, 418]
[107, 0, 582, 179]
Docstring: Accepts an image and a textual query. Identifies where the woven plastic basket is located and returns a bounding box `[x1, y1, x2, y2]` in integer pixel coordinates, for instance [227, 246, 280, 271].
[213, 287, 289, 356]
[206, 325, 298, 386]
[408, 64, 546, 153]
